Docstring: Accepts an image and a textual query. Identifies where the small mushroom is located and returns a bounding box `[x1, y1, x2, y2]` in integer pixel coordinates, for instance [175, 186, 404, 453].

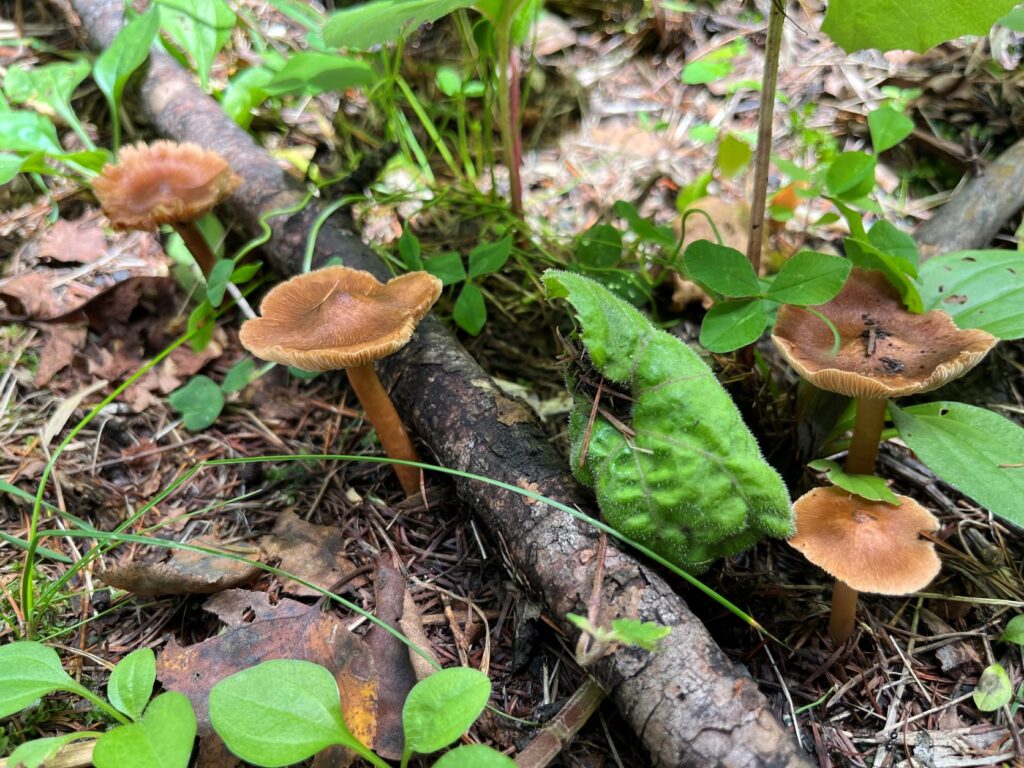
[772, 268, 996, 474]
[92, 141, 241, 279]
[239, 265, 442, 496]
[789, 486, 940, 642]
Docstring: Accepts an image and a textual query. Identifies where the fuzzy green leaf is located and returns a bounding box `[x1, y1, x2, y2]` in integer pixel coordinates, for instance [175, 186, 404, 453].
[545, 270, 792, 572]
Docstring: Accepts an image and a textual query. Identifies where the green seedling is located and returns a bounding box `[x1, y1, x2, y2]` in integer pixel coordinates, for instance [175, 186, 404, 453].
[157, 0, 237, 91]
[400, 228, 511, 335]
[567, 614, 672, 662]
[0, 644, 195, 768]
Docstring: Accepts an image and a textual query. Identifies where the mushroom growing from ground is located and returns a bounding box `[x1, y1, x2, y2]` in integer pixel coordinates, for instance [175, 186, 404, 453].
[92, 140, 241, 280]
[239, 265, 442, 496]
[773, 268, 996, 475]
[789, 487, 941, 642]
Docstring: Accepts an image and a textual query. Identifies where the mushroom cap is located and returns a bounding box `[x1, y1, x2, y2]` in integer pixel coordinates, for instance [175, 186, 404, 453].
[789, 486, 940, 595]
[92, 141, 241, 230]
[239, 266, 442, 371]
[772, 268, 996, 399]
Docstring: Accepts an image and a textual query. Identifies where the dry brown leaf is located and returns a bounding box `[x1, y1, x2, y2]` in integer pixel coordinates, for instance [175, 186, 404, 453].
[0, 271, 64, 317]
[35, 325, 87, 386]
[100, 536, 261, 595]
[259, 510, 364, 597]
[157, 589, 379, 762]
[37, 217, 108, 264]
[400, 591, 441, 682]
[366, 557, 418, 761]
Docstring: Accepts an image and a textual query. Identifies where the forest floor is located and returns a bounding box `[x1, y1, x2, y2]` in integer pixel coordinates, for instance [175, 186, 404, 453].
[1, 1, 1023, 766]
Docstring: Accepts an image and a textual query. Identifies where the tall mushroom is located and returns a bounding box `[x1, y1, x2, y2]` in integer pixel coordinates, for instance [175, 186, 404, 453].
[789, 487, 941, 641]
[239, 265, 442, 496]
[92, 141, 241, 281]
[773, 268, 996, 641]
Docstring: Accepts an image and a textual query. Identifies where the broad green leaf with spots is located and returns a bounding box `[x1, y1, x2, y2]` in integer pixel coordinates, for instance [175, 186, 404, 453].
[918, 250, 1024, 340]
[544, 270, 792, 572]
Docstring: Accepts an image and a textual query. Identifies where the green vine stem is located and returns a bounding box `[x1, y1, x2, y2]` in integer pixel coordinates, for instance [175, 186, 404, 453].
[746, 0, 786, 274]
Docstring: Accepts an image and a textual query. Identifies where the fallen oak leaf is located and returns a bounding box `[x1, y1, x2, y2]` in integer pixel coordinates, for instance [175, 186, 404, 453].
[35, 325, 87, 386]
[157, 589, 379, 763]
[260, 510, 366, 598]
[99, 536, 260, 595]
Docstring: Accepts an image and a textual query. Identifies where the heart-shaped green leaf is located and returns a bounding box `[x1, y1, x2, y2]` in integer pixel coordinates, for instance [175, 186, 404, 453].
[684, 240, 760, 298]
[699, 298, 770, 352]
[169, 375, 225, 431]
[766, 251, 851, 306]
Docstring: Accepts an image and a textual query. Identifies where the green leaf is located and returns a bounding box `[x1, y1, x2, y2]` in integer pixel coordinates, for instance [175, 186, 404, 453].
[0, 152, 24, 183]
[867, 106, 914, 153]
[689, 122, 717, 144]
[93, 692, 196, 768]
[716, 133, 752, 179]
[545, 270, 792, 571]
[684, 240, 760, 298]
[209, 660, 364, 767]
[766, 251, 852, 306]
[676, 170, 712, 213]
[681, 39, 746, 84]
[807, 459, 900, 504]
[868, 219, 919, 271]
[9, 735, 98, 768]
[1001, 615, 1024, 646]
[402, 668, 491, 756]
[262, 53, 374, 97]
[424, 251, 466, 285]
[825, 152, 876, 200]
[891, 402, 1024, 528]
[699, 298, 771, 353]
[168, 375, 225, 431]
[822, 0, 1019, 53]
[973, 663, 1013, 712]
[918, 250, 1024, 339]
[323, 0, 475, 49]
[0, 642, 78, 719]
[999, 7, 1024, 32]
[221, 66, 273, 129]
[107, 648, 156, 722]
[843, 238, 923, 313]
[453, 283, 486, 335]
[230, 262, 261, 283]
[205, 259, 235, 307]
[0, 111, 62, 154]
[187, 301, 216, 352]
[435, 65, 462, 96]
[4, 59, 92, 144]
[399, 228, 423, 271]
[158, 0, 236, 90]
[609, 618, 672, 651]
[576, 223, 622, 269]
[222, 357, 256, 394]
[467, 237, 511, 279]
[93, 7, 161, 134]
[433, 745, 517, 767]
[611, 200, 676, 247]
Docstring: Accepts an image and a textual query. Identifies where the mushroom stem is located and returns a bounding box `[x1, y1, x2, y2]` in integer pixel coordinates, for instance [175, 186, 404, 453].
[172, 220, 217, 278]
[828, 580, 858, 643]
[346, 363, 422, 496]
[845, 397, 888, 475]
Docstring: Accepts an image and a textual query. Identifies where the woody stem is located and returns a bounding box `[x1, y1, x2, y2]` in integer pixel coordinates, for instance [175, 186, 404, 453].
[346, 363, 422, 496]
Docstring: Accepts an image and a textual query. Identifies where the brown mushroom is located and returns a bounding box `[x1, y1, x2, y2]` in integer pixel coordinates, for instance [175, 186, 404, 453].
[773, 268, 996, 474]
[92, 141, 241, 279]
[239, 265, 442, 496]
[789, 486, 940, 642]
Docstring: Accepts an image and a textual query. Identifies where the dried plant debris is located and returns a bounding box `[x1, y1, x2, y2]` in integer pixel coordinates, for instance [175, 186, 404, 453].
[99, 536, 261, 595]
[259, 509, 365, 597]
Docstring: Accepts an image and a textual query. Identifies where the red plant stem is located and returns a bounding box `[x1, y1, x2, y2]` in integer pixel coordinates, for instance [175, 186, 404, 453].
[346, 363, 422, 496]
[172, 220, 216, 278]
[829, 581, 858, 644]
[845, 397, 888, 475]
[746, 0, 785, 274]
[508, 45, 524, 215]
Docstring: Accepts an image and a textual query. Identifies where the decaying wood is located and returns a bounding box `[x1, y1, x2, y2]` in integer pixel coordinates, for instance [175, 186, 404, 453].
[916, 137, 1024, 259]
[70, 2, 814, 765]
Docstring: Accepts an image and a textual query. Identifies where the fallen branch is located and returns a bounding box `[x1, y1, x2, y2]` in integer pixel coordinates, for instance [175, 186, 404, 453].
[69, 2, 811, 765]
[916, 137, 1024, 259]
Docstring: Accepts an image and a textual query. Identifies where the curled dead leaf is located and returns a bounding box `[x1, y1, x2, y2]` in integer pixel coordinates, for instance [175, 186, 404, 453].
[100, 536, 260, 595]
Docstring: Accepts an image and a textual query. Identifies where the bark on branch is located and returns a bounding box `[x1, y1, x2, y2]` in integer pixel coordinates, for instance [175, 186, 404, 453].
[70, 2, 812, 765]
